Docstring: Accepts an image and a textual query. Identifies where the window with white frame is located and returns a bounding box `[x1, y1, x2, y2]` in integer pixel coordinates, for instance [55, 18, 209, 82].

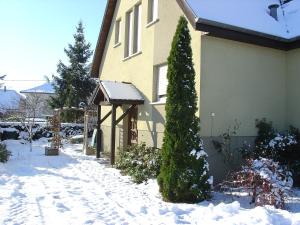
[156, 64, 168, 102]
[148, 0, 158, 24]
[125, 4, 142, 58]
[114, 19, 121, 45]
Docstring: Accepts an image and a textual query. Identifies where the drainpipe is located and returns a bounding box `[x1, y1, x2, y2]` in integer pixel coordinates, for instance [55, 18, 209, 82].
[268, 4, 279, 21]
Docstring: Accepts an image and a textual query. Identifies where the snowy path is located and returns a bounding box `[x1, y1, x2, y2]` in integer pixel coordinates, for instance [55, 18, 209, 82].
[0, 139, 300, 225]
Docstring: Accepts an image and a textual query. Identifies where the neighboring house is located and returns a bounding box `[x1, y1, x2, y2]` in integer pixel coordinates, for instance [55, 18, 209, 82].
[20, 83, 55, 118]
[0, 87, 25, 116]
[90, 0, 300, 180]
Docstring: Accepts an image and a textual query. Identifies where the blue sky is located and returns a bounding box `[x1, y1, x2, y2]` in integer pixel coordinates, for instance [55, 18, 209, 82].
[0, 0, 105, 91]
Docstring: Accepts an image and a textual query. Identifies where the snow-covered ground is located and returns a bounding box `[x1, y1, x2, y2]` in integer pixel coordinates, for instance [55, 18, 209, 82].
[0, 139, 300, 225]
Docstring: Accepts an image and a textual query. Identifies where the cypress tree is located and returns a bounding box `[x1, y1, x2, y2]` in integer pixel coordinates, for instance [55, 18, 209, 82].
[50, 21, 96, 121]
[157, 17, 211, 203]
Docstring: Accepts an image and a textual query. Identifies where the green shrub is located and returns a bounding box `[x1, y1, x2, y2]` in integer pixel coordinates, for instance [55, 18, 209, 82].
[0, 142, 11, 163]
[116, 143, 161, 184]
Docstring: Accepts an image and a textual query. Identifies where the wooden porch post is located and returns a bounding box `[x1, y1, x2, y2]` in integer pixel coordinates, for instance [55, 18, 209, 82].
[96, 104, 101, 159]
[110, 104, 117, 165]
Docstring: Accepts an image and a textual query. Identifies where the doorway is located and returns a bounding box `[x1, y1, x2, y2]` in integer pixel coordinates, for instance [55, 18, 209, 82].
[127, 107, 138, 145]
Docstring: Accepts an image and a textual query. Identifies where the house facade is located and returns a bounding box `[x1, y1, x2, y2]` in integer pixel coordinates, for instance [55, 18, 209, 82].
[91, 0, 300, 180]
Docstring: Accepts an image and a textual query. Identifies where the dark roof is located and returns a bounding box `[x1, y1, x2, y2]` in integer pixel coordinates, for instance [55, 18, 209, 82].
[91, 0, 117, 78]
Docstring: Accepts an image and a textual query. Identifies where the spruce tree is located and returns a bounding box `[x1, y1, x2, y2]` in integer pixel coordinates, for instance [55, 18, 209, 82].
[157, 17, 211, 203]
[50, 22, 96, 121]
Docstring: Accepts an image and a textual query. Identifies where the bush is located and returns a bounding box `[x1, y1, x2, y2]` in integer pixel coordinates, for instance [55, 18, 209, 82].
[116, 143, 161, 184]
[242, 119, 300, 186]
[226, 158, 293, 209]
[0, 142, 11, 163]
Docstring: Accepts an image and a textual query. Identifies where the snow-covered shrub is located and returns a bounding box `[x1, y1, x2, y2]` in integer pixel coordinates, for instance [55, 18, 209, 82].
[0, 142, 11, 163]
[255, 132, 297, 161]
[116, 143, 161, 184]
[0, 127, 19, 141]
[250, 119, 300, 186]
[229, 158, 293, 209]
[0, 122, 84, 141]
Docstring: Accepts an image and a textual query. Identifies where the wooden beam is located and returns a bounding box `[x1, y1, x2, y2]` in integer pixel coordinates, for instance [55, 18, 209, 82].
[96, 105, 101, 159]
[115, 105, 136, 125]
[100, 110, 112, 124]
[110, 105, 117, 165]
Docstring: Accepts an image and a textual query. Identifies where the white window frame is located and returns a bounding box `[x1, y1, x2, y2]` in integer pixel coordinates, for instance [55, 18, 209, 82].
[147, 0, 158, 25]
[125, 10, 133, 57]
[125, 3, 142, 58]
[156, 64, 168, 103]
[114, 19, 121, 46]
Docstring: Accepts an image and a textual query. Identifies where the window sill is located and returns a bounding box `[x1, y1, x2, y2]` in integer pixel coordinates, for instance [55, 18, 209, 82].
[146, 19, 159, 28]
[150, 100, 166, 105]
[123, 51, 142, 61]
[113, 42, 121, 48]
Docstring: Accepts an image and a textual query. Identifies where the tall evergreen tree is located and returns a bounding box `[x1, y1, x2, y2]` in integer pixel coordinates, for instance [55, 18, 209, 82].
[157, 17, 211, 203]
[50, 22, 96, 121]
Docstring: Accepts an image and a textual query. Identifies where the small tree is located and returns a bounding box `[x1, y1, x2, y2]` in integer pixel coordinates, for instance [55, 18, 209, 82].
[227, 158, 293, 209]
[14, 93, 44, 151]
[158, 17, 211, 203]
[50, 21, 96, 122]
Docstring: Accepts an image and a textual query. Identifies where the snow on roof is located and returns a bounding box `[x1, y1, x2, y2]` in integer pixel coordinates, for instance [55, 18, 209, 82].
[101, 80, 144, 102]
[20, 83, 55, 94]
[185, 0, 300, 40]
[0, 89, 24, 113]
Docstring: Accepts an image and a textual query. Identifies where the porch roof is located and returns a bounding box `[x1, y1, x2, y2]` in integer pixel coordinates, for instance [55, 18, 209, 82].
[91, 80, 144, 105]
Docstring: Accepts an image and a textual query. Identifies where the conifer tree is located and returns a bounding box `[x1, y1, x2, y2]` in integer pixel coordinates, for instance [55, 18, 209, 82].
[157, 17, 211, 203]
[50, 22, 95, 121]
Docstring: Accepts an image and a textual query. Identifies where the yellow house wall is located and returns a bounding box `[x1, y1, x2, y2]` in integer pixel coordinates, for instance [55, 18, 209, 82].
[97, 0, 300, 153]
[200, 36, 287, 137]
[97, 0, 189, 151]
[287, 49, 300, 129]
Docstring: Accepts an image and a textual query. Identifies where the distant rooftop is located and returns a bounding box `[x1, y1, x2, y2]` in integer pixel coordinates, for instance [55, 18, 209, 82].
[20, 83, 55, 94]
[185, 0, 300, 40]
[0, 89, 24, 113]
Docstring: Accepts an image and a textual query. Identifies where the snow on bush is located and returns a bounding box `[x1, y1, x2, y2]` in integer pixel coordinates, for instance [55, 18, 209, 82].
[229, 158, 293, 209]
[0, 122, 84, 141]
[256, 133, 297, 160]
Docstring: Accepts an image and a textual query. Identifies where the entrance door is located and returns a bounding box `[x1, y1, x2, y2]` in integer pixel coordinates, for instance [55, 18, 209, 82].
[127, 107, 138, 145]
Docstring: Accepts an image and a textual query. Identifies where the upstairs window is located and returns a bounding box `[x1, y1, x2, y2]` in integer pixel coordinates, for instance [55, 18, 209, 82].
[125, 10, 133, 57]
[148, 0, 158, 24]
[114, 19, 121, 45]
[125, 4, 142, 58]
[156, 64, 168, 102]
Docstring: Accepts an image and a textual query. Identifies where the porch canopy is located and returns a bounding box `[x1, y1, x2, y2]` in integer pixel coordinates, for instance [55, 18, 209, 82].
[91, 80, 144, 164]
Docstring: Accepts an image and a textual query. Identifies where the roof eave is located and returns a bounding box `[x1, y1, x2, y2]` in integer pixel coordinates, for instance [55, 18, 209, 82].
[195, 19, 300, 51]
[91, 0, 118, 78]
[177, 0, 300, 51]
